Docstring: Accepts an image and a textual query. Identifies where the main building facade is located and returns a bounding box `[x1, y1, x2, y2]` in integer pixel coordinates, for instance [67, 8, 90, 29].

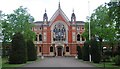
[33, 3, 85, 57]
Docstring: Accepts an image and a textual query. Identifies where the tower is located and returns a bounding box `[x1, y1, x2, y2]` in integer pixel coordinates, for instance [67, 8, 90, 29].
[43, 9, 48, 24]
[71, 9, 76, 24]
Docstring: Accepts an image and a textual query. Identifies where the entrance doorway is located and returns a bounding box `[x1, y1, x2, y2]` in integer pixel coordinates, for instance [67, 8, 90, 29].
[57, 46, 62, 56]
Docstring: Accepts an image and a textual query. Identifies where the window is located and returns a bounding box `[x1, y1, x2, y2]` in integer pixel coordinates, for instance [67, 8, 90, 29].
[40, 27, 42, 30]
[77, 27, 80, 30]
[53, 23, 66, 41]
[39, 34, 42, 41]
[50, 46, 53, 52]
[35, 35, 37, 41]
[82, 27, 84, 30]
[82, 36, 85, 41]
[39, 47, 41, 52]
[77, 34, 80, 41]
[66, 47, 69, 52]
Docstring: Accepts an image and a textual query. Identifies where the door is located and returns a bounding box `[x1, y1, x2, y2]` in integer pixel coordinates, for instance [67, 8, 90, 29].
[58, 47, 62, 56]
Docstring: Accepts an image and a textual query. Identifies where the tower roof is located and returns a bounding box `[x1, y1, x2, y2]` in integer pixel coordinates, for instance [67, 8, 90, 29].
[43, 9, 48, 18]
[71, 9, 76, 18]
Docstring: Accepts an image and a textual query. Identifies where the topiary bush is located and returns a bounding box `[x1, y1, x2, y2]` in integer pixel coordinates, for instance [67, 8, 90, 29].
[82, 41, 89, 61]
[77, 46, 82, 59]
[27, 40, 37, 61]
[90, 38, 101, 63]
[9, 32, 27, 64]
[114, 55, 120, 65]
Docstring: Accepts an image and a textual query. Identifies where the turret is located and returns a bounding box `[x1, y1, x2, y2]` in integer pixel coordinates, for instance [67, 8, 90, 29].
[43, 9, 48, 24]
[71, 9, 76, 24]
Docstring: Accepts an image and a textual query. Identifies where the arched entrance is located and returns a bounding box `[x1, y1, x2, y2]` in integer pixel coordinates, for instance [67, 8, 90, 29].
[57, 46, 63, 56]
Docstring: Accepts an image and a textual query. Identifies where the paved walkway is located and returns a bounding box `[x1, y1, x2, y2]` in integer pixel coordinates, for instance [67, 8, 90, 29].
[23, 57, 94, 67]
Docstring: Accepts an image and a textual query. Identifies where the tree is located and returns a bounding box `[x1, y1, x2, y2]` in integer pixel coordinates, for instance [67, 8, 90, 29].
[27, 40, 37, 61]
[82, 4, 116, 61]
[0, 11, 7, 57]
[2, 6, 35, 42]
[0, 11, 5, 42]
[83, 4, 116, 42]
[77, 46, 82, 59]
[2, 6, 36, 57]
[108, 1, 120, 41]
[9, 32, 27, 64]
[90, 37, 101, 63]
[0, 11, 3, 40]
[82, 41, 89, 61]
[108, 2, 120, 62]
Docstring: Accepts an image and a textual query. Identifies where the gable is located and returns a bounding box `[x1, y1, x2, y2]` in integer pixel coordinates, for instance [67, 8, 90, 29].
[49, 8, 70, 26]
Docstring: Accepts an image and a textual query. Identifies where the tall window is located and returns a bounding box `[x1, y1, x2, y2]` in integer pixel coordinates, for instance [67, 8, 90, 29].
[82, 36, 85, 41]
[77, 34, 80, 41]
[35, 35, 37, 41]
[39, 34, 42, 41]
[66, 47, 69, 52]
[39, 47, 41, 52]
[50, 46, 53, 52]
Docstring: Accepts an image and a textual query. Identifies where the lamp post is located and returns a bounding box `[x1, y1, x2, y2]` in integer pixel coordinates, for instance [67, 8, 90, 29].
[88, 0, 91, 62]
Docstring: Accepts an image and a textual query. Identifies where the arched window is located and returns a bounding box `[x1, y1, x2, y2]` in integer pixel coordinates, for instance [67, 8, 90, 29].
[50, 46, 53, 52]
[39, 34, 42, 41]
[77, 34, 80, 41]
[35, 35, 37, 41]
[66, 47, 69, 52]
[53, 23, 66, 41]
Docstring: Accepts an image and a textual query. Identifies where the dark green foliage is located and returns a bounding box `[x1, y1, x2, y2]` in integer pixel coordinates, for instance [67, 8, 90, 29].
[2, 42, 11, 58]
[108, 2, 120, 40]
[90, 38, 101, 63]
[116, 42, 120, 55]
[2, 42, 6, 57]
[82, 41, 89, 61]
[27, 40, 37, 61]
[77, 46, 82, 59]
[114, 55, 120, 65]
[9, 32, 27, 64]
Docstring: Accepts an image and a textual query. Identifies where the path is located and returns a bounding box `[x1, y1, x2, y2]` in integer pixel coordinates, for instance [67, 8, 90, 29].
[24, 57, 94, 67]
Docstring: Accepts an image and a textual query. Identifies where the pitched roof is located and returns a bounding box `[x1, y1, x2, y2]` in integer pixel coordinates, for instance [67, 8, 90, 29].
[49, 5, 70, 26]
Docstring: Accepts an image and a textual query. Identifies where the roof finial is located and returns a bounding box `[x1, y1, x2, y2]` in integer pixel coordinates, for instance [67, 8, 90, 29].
[73, 9, 74, 13]
[59, 0, 61, 8]
[45, 8, 46, 13]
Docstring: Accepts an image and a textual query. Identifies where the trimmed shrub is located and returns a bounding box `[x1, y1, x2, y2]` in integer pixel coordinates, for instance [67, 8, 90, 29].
[82, 41, 89, 61]
[90, 38, 101, 63]
[27, 40, 37, 61]
[114, 55, 120, 65]
[77, 46, 82, 59]
[9, 32, 27, 64]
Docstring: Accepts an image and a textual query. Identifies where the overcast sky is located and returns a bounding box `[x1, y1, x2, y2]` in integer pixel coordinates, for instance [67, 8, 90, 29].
[0, 0, 110, 22]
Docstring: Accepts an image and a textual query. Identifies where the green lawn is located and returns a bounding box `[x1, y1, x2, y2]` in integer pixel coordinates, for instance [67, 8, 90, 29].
[78, 59, 120, 69]
[2, 57, 40, 69]
[92, 62, 120, 69]
[0, 56, 2, 69]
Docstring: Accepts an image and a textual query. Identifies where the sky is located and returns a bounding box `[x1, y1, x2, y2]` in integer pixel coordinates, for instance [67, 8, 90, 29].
[0, 0, 110, 22]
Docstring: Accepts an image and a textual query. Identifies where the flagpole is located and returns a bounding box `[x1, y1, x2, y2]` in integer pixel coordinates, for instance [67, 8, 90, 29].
[88, 0, 91, 62]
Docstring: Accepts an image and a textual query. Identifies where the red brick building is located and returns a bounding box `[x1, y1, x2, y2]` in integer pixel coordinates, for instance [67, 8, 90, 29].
[33, 3, 85, 56]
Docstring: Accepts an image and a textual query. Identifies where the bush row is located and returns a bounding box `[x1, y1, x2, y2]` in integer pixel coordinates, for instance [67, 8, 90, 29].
[77, 39, 101, 63]
[9, 32, 37, 64]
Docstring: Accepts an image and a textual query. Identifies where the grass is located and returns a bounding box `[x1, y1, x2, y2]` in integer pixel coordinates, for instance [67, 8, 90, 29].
[78, 59, 120, 69]
[0, 56, 2, 69]
[2, 57, 41, 69]
[92, 61, 120, 69]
